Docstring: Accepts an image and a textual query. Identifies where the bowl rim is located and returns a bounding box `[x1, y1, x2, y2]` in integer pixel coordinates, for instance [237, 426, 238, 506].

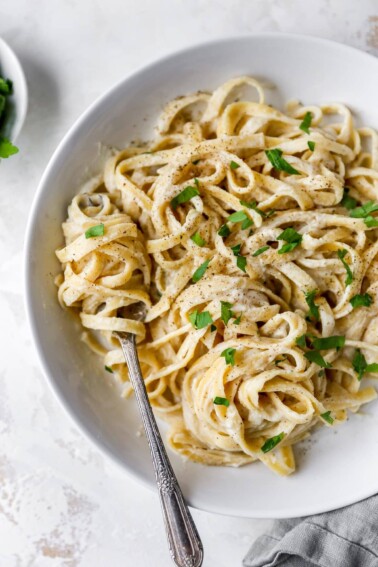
[0, 36, 28, 141]
[24, 32, 378, 518]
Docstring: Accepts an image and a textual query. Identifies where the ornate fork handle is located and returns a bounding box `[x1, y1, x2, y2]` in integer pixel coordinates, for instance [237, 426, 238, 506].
[115, 331, 203, 567]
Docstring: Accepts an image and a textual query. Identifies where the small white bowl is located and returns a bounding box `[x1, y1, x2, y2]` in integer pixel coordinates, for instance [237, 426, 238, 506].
[0, 36, 28, 141]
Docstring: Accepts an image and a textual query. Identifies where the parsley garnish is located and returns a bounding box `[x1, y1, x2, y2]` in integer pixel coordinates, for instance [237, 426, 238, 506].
[210, 324, 217, 332]
[171, 186, 200, 210]
[312, 335, 345, 351]
[340, 188, 357, 210]
[337, 249, 353, 286]
[221, 301, 235, 325]
[307, 141, 315, 152]
[265, 149, 300, 175]
[192, 259, 210, 282]
[253, 245, 270, 257]
[0, 137, 19, 159]
[350, 293, 373, 309]
[0, 77, 12, 95]
[194, 178, 200, 189]
[236, 255, 247, 272]
[364, 216, 378, 228]
[352, 349, 378, 381]
[105, 365, 114, 374]
[0, 74, 19, 159]
[218, 224, 231, 238]
[190, 232, 206, 247]
[85, 223, 105, 238]
[277, 227, 302, 254]
[349, 200, 378, 218]
[321, 411, 334, 424]
[261, 433, 285, 453]
[233, 315, 242, 325]
[299, 111, 312, 134]
[240, 200, 266, 218]
[296, 334, 307, 348]
[305, 289, 320, 322]
[304, 350, 332, 368]
[231, 244, 241, 256]
[241, 217, 253, 230]
[221, 347, 236, 366]
[230, 160, 240, 169]
[228, 210, 250, 224]
[189, 310, 213, 329]
[213, 396, 230, 407]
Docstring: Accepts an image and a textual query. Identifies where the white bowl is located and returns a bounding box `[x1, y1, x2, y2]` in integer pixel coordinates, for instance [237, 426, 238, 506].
[0, 37, 28, 140]
[25, 34, 378, 518]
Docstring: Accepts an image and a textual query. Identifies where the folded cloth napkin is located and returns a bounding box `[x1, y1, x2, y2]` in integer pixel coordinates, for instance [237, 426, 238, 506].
[243, 494, 378, 567]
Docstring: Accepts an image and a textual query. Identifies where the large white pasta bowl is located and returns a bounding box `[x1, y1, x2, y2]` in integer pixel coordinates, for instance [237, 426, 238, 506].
[25, 34, 378, 518]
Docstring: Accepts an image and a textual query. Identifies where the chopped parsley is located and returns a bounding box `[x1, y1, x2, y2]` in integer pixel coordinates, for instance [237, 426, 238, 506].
[189, 310, 213, 330]
[349, 200, 378, 218]
[170, 185, 200, 210]
[241, 217, 253, 230]
[105, 365, 114, 374]
[192, 259, 210, 282]
[277, 227, 303, 254]
[321, 411, 334, 424]
[194, 178, 200, 189]
[299, 111, 312, 134]
[0, 74, 19, 159]
[304, 350, 332, 368]
[307, 141, 315, 152]
[233, 315, 242, 325]
[240, 199, 266, 218]
[221, 347, 236, 366]
[85, 223, 105, 238]
[221, 301, 235, 325]
[349, 200, 378, 227]
[218, 224, 231, 238]
[231, 244, 241, 256]
[364, 216, 378, 228]
[305, 289, 320, 322]
[236, 255, 247, 273]
[227, 210, 251, 226]
[311, 335, 345, 351]
[190, 232, 206, 247]
[213, 396, 230, 407]
[210, 324, 217, 332]
[265, 148, 300, 175]
[0, 77, 12, 95]
[337, 249, 353, 286]
[350, 293, 373, 309]
[261, 433, 285, 453]
[230, 160, 240, 169]
[340, 188, 357, 210]
[0, 137, 19, 158]
[253, 245, 270, 257]
[352, 349, 378, 381]
[296, 334, 307, 348]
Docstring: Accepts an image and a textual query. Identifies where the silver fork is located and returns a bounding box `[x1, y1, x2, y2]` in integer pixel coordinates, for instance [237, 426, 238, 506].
[113, 302, 203, 567]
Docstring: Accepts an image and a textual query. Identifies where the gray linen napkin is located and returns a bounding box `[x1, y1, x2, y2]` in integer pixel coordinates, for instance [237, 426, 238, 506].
[243, 494, 378, 567]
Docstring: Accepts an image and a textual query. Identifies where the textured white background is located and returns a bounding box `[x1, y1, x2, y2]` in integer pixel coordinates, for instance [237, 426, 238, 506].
[1, 1, 378, 565]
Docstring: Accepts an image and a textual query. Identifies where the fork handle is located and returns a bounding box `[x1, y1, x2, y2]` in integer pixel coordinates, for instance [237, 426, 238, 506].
[116, 332, 203, 567]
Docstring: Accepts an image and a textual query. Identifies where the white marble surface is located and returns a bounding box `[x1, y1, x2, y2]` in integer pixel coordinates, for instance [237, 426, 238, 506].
[1, 1, 377, 565]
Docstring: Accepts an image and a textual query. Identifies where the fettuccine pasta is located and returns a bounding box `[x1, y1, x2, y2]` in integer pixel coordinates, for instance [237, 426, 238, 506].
[56, 77, 378, 475]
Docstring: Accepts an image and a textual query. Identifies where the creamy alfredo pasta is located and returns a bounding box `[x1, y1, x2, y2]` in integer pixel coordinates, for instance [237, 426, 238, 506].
[56, 77, 378, 476]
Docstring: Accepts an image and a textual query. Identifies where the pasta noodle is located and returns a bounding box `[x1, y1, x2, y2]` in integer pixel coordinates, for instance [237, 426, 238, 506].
[56, 77, 378, 476]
